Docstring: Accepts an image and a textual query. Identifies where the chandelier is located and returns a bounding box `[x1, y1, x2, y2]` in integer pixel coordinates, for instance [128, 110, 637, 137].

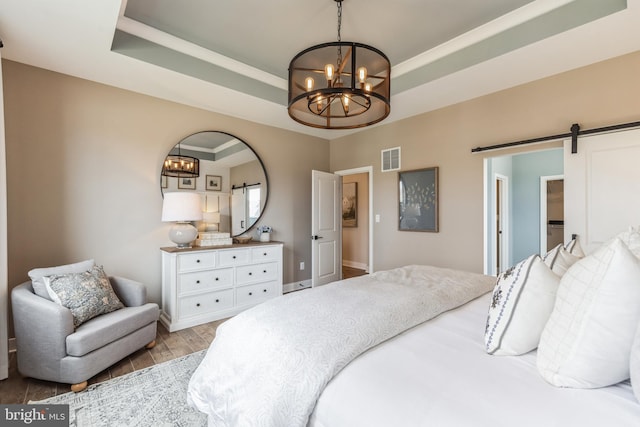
[288, 0, 390, 129]
[161, 143, 200, 178]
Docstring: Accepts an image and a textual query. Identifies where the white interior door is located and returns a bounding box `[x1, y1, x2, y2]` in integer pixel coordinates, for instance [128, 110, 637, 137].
[564, 128, 640, 254]
[311, 170, 342, 287]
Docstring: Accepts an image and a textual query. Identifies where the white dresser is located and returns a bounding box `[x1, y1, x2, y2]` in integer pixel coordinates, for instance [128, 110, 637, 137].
[160, 242, 283, 332]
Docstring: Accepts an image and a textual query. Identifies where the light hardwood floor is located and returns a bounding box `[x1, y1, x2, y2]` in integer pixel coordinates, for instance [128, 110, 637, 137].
[0, 319, 227, 404]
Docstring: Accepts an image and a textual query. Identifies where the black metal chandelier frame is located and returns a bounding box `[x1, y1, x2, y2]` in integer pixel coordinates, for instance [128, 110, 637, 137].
[287, 0, 391, 130]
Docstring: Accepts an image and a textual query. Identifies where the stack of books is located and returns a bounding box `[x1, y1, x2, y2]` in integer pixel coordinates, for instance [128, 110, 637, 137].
[196, 231, 233, 247]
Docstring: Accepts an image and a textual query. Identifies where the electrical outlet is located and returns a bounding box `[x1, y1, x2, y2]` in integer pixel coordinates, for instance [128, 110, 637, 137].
[299, 261, 305, 270]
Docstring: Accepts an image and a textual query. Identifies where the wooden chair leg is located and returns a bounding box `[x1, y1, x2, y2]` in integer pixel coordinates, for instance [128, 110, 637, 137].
[145, 340, 156, 349]
[71, 381, 88, 393]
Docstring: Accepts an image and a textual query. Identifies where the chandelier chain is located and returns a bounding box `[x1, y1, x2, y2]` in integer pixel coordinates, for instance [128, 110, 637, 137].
[336, 0, 342, 72]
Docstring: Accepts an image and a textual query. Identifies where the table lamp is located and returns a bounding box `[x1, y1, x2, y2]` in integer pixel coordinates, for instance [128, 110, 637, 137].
[161, 192, 203, 248]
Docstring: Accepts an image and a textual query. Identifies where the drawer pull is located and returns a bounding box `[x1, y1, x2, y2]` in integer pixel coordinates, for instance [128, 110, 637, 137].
[263, 270, 267, 273]
[215, 299, 220, 303]
[196, 259, 200, 263]
[263, 289, 267, 293]
[233, 255, 237, 259]
[263, 252, 267, 256]
[215, 277, 219, 281]
[196, 280, 200, 284]
[249, 272, 253, 276]
[196, 303, 201, 307]
[249, 292, 253, 296]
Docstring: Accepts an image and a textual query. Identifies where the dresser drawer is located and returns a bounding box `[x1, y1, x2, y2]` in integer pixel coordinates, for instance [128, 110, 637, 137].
[236, 262, 279, 285]
[178, 288, 234, 318]
[251, 246, 280, 262]
[218, 248, 250, 266]
[178, 252, 216, 272]
[236, 281, 278, 306]
[178, 268, 233, 294]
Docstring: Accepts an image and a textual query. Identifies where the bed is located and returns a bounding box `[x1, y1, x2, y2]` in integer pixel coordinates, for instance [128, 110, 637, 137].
[187, 260, 640, 426]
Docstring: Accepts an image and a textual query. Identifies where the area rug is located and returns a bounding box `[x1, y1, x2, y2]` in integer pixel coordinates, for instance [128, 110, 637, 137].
[31, 350, 208, 427]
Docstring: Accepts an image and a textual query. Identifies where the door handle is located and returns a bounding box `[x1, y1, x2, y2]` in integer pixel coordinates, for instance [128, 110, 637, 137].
[311, 235, 324, 240]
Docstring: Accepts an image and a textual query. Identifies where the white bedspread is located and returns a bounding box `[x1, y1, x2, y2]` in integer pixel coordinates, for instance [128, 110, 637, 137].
[187, 265, 495, 427]
[309, 293, 640, 426]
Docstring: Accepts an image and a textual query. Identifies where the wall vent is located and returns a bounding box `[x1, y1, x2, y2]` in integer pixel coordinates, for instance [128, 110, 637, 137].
[381, 147, 401, 172]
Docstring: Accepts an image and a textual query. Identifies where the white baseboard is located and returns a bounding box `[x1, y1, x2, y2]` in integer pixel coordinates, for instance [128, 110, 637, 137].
[283, 279, 312, 293]
[9, 337, 16, 353]
[342, 260, 369, 272]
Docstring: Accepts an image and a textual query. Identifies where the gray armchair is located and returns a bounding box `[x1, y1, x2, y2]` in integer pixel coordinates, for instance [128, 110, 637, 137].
[12, 276, 159, 392]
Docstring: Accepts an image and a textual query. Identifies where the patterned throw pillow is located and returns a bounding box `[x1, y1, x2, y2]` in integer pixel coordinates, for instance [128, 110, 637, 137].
[44, 265, 124, 327]
[484, 254, 560, 356]
[537, 238, 640, 388]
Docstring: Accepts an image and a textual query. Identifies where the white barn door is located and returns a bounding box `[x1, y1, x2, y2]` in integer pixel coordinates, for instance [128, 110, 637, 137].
[564, 128, 640, 254]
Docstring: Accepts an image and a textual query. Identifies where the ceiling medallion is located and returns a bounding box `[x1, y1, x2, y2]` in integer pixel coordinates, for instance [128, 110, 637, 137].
[287, 0, 391, 129]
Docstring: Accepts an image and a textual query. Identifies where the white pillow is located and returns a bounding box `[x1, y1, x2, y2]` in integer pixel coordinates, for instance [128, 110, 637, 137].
[631, 322, 640, 403]
[537, 238, 640, 388]
[484, 254, 560, 356]
[564, 238, 585, 257]
[28, 259, 95, 300]
[615, 228, 640, 258]
[543, 244, 581, 276]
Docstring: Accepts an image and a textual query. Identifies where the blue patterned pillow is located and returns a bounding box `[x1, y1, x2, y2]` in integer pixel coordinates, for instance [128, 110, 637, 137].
[485, 254, 559, 355]
[43, 265, 124, 327]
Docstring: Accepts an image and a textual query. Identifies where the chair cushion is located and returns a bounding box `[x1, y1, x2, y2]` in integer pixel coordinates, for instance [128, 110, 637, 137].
[28, 259, 95, 300]
[66, 303, 159, 357]
[44, 265, 124, 327]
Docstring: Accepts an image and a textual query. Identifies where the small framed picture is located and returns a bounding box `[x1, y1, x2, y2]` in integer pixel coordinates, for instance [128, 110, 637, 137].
[178, 177, 196, 190]
[342, 182, 357, 227]
[206, 175, 222, 191]
[161, 175, 168, 189]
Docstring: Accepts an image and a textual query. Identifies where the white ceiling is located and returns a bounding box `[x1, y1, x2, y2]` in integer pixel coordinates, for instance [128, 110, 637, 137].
[1, 0, 639, 140]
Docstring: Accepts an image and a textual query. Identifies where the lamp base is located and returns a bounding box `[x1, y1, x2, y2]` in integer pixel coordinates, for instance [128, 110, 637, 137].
[168, 222, 198, 248]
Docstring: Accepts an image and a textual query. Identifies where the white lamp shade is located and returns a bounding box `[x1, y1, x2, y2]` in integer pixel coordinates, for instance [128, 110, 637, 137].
[162, 192, 203, 222]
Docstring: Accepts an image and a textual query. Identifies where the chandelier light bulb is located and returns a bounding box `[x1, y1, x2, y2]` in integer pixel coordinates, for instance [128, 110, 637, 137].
[325, 64, 335, 82]
[342, 94, 350, 114]
[305, 77, 315, 91]
[358, 67, 367, 83]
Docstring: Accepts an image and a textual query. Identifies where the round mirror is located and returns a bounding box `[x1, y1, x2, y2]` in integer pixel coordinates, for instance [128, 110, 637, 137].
[161, 131, 268, 237]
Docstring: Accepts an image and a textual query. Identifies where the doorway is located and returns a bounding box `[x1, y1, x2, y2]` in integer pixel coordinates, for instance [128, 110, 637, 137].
[484, 148, 564, 275]
[494, 174, 509, 274]
[540, 175, 564, 254]
[336, 167, 373, 277]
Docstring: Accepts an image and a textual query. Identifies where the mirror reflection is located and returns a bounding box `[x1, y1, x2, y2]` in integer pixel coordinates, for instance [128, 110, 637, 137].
[161, 131, 268, 237]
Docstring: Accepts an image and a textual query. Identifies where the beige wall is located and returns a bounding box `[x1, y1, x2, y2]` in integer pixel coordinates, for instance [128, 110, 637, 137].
[342, 172, 369, 269]
[3, 60, 329, 334]
[4, 49, 640, 335]
[331, 50, 640, 274]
